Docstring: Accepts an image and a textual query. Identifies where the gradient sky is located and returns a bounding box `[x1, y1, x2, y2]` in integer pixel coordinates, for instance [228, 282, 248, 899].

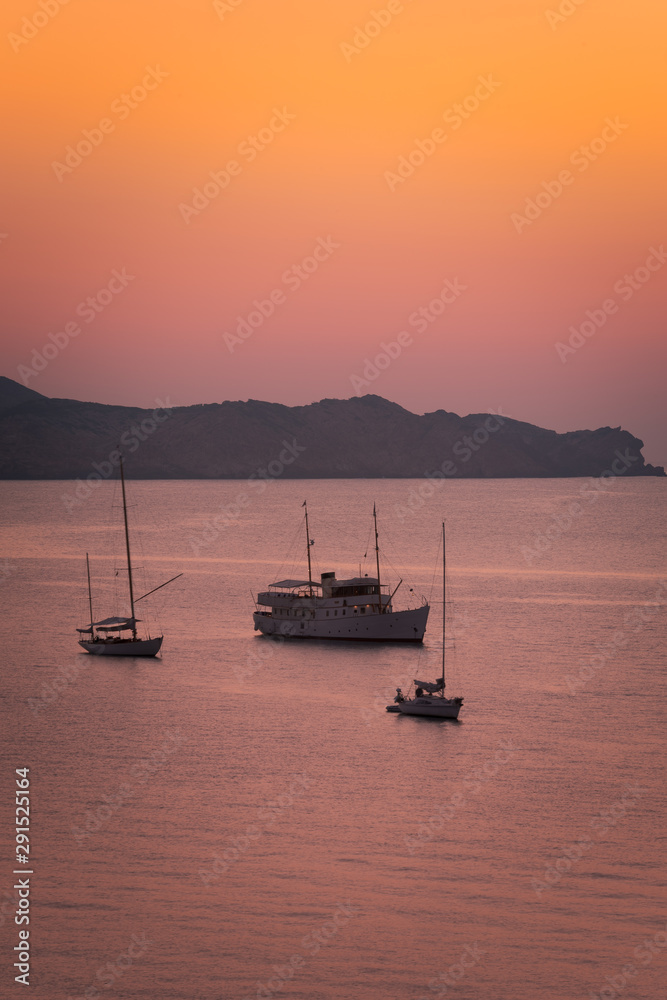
[2, 0, 666, 463]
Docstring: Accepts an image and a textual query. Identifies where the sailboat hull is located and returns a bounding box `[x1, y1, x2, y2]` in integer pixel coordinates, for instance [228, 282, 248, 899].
[395, 696, 462, 719]
[79, 637, 163, 657]
[253, 605, 428, 641]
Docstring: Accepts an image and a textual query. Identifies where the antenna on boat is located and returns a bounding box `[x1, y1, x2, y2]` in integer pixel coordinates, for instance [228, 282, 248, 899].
[303, 500, 314, 597]
[85, 552, 94, 635]
[373, 503, 384, 613]
[119, 452, 137, 640]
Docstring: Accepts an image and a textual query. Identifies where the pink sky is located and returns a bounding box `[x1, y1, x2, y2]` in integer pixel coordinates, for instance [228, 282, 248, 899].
[2, 0, 665, 463]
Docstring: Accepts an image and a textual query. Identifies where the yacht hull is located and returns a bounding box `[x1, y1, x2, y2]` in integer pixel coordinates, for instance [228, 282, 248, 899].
[394, 697, 461, 719]
[79, 637, 163, 657]
[253, 606, 428, 641]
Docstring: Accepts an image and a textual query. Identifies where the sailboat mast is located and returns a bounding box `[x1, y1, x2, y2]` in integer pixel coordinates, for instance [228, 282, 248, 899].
[85, 552, 94, 633]
[304, 501, 313, 597]
[373, 503, 384, 613]
[442, 520, 446, 689]
[119, 453, 137, 639]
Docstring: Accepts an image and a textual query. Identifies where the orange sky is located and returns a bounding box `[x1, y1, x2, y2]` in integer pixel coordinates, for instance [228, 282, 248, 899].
[1, 0, 666, 462]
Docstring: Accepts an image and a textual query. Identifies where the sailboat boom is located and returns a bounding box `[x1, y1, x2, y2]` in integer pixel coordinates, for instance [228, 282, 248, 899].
[134, 573, 184, 604]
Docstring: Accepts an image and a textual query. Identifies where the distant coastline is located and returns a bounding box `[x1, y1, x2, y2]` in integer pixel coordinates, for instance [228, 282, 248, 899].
[0, 377, 664, 480]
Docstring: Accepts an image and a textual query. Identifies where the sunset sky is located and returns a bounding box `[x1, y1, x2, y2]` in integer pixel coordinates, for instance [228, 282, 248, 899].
[2, 0, 665, 463]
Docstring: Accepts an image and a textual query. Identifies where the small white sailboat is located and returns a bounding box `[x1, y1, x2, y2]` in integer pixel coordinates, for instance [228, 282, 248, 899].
[253, 503, 429, 641]
[387, 521, 463, 719]
[77, 454, 181, 657]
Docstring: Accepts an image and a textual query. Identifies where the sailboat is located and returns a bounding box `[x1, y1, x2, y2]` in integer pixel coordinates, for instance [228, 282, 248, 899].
[387, 521, 463, 718]
[77, 454, 182, 656]
[252, 503, 429, 641]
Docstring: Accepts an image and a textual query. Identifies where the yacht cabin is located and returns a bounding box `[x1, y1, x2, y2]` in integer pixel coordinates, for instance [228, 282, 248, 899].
[256, 572, 393, 622]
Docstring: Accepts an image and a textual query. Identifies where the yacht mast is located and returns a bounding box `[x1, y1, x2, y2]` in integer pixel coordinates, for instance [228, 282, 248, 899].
[441, 520, 446, 691]
[373, 503, 384, 613]
[85, 552, 94, 635]
[303, 501, 313, 597]
[119, 453, 137, 640]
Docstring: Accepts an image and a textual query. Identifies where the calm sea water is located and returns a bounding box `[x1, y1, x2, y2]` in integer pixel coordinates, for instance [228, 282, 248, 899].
[1, 478, 665, 1000]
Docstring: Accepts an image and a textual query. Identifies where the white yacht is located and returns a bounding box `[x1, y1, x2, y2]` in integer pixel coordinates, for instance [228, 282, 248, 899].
[387, 521, 463, 718]
[252, 504, 429, 642]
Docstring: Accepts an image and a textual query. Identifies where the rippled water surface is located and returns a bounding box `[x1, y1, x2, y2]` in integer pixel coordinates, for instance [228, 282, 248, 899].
[2, 478, 666, 1000]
